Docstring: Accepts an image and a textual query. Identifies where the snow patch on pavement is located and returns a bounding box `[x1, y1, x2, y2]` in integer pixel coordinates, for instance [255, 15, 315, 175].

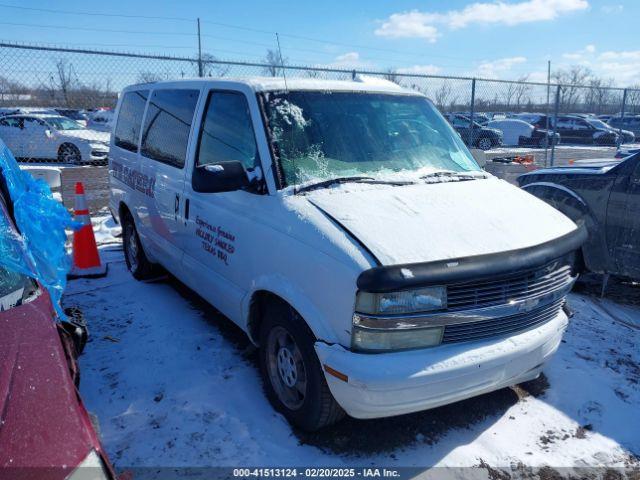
[64, 249, 640, 475]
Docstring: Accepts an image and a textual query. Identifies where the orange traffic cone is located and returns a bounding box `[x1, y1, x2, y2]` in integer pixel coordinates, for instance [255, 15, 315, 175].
[69, 182, 107, 278]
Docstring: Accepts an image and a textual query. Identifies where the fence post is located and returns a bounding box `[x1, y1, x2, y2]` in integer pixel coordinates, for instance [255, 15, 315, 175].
[617, 88, 627, 150]
[469, 78, 476, 148]
[550, 84, 561, 166]
[197, 18, 203, 78]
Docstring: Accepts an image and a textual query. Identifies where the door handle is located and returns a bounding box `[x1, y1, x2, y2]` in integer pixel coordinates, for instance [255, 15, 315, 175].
[174, 194, 180, 215]
[184, 198, 190, 221]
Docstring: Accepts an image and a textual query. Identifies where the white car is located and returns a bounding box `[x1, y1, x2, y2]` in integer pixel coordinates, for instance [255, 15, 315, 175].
[109, 78, 585, 431]
[487, 119, 559, 147]
[0, 114, 109, 164]
[86, 109, 114, 133]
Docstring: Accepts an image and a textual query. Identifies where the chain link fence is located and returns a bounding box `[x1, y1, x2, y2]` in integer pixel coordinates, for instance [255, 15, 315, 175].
[1, 41, 639, 167]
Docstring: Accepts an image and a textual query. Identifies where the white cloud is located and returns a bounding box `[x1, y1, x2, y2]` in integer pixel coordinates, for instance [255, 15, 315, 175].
[375, 0, 589, 42]
[474, 56, 528, 78]
[396, 64, 442, 75]
[601, 4, 623, 13]
[556, 47, 640, 85]
[322, 52, 375, 69]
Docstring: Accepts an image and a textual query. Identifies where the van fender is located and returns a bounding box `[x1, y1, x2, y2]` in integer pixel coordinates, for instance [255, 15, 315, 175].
[521, 181, 608, 272]
[241, 274, 339, 345]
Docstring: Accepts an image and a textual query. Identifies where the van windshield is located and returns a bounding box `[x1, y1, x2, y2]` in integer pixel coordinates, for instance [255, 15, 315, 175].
[260, 91, 480, 187]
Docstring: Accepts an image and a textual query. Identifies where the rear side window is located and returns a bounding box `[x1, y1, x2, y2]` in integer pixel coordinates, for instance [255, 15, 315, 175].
[114, 90, 148, 152]
[141, 89, 199, 168]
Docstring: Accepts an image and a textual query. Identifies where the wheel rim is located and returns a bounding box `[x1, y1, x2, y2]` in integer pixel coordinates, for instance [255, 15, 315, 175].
[125, 224, 139, 272]
[61, 146, 80, 163]
[478, 138, 492, 150]
[266, 326, 307, 410]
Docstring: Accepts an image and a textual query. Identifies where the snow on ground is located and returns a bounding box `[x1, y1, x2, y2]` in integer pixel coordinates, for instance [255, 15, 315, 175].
[61, 235, 640, 477]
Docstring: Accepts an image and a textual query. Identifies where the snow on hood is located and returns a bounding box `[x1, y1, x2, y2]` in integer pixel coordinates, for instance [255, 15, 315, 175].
[57, 128, 110, 144]
[305, 177, 577, 266]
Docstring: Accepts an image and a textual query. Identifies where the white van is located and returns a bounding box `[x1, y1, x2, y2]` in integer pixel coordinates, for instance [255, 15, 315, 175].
[109, 78, 586, 431]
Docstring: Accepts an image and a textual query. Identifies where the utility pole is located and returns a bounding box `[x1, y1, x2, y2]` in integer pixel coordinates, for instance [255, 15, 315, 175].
[197, 18, 203, 77]
[544, 60, 551, 166]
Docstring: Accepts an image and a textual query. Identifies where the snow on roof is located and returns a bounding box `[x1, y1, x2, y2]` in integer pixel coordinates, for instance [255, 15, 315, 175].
[132, 76, 420, 95]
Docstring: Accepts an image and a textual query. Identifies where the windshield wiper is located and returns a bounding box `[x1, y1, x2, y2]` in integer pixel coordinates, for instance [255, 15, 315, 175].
[296, 176, 413, 194]
[420, 171, 483, 183]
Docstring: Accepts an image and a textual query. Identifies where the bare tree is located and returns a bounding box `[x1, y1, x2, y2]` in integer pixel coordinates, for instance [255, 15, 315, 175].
[195, 53, 230, 78]
[513, 75, 531, 109]
[434, 82, 452, 110]
[47, 59, 79, 106]
[137, 71, 166, 83]
[262, 49, 288, 77]
[553, 65, 592, 111]
[383, 68, 400, 84]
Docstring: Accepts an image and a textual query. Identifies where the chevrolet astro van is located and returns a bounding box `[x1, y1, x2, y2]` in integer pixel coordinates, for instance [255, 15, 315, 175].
[109, 77, 586, 431]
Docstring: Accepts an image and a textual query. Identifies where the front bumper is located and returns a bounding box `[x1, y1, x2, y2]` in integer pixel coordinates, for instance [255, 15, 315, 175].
[315, 309, 567, 419]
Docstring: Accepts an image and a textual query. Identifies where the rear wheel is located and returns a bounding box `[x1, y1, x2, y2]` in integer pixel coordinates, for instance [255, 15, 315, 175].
[259, 301, 345, 431]
[122, 213, 156, 280]
[58, 143, 82, 165]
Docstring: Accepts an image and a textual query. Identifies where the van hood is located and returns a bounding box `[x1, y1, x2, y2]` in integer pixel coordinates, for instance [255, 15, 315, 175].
[306, 177, 577, 266]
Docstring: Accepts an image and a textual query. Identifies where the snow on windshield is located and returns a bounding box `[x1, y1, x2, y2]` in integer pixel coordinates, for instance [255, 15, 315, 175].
[262, 91, 480, 187]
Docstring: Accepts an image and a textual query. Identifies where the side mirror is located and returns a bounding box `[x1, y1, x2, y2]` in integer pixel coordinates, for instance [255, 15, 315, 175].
[44, 129, 53, 138]
[192, 160, 252, 193]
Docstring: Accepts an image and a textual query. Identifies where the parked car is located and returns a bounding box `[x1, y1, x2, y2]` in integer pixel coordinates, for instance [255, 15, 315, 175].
[486, 118, 560, 147]
[0, 180, 116, 479]
[54, 108, 89, 127]
[513, 113, 554, 130]
[554, 115, 619, 145]
[87, 109, 114, 132]
[608, 115, 640, 139]
[0, 114, 109, 163]
[585, 117, 635, 143]
[445, 113, 503, 149]
[110, 78, 585, 431]
[518, 152, 640, 280]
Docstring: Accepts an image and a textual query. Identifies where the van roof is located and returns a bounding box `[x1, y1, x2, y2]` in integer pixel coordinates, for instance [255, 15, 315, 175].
[127, 76, 421, 96]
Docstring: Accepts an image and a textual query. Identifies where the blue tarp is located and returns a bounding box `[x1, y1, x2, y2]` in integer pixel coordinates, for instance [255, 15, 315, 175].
[0, 140, 76, 319]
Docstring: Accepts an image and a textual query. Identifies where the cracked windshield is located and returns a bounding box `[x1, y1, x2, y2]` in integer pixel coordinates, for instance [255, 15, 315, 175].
[262, 91, 481, 186]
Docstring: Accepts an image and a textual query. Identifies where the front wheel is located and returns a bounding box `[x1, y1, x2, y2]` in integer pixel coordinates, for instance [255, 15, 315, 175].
[122, 214, 156, 280]
[58, 143, 82, 165]
[476, 137, 493, 150]
[259, 302, 345, 431]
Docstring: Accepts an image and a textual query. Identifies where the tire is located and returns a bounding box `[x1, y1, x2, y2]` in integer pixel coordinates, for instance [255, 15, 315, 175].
[58, 143, 82, 165]
[259, 301, 345, 431]
[122, 213, 156, 280]
[476, 137, 493, 150]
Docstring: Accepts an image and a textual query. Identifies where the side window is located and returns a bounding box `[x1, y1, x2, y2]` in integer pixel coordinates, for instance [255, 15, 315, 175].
[141, 89, 199, 168]
[196, 91, 259, 171]
[114, 90, 149, 152]
[0, 118, 21, 128]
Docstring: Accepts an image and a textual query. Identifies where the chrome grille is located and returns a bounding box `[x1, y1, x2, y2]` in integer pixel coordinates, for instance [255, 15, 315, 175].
[446, 262, 573, 311]
[442, 299, 564, 344]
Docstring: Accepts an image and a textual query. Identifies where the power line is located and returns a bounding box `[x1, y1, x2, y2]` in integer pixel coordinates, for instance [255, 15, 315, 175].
[0, 21, 197, 36]
[0, 3, 503, 64]
[0, 3, 193, 22]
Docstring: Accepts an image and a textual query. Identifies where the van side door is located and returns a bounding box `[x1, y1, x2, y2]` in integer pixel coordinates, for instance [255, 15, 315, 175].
[180, 89, 267, 323]
[139, 87, 200, 271]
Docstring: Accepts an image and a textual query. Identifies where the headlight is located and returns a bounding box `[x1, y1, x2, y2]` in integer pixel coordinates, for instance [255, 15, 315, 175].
[352, 287, 447, 352]
[352, 325, 444, 352]
[66, 450, 111, 480]
[355, 286, 446, 315]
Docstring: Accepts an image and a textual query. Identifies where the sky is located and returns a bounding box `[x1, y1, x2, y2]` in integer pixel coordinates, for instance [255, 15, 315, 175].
[0, 0, 638, 86]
